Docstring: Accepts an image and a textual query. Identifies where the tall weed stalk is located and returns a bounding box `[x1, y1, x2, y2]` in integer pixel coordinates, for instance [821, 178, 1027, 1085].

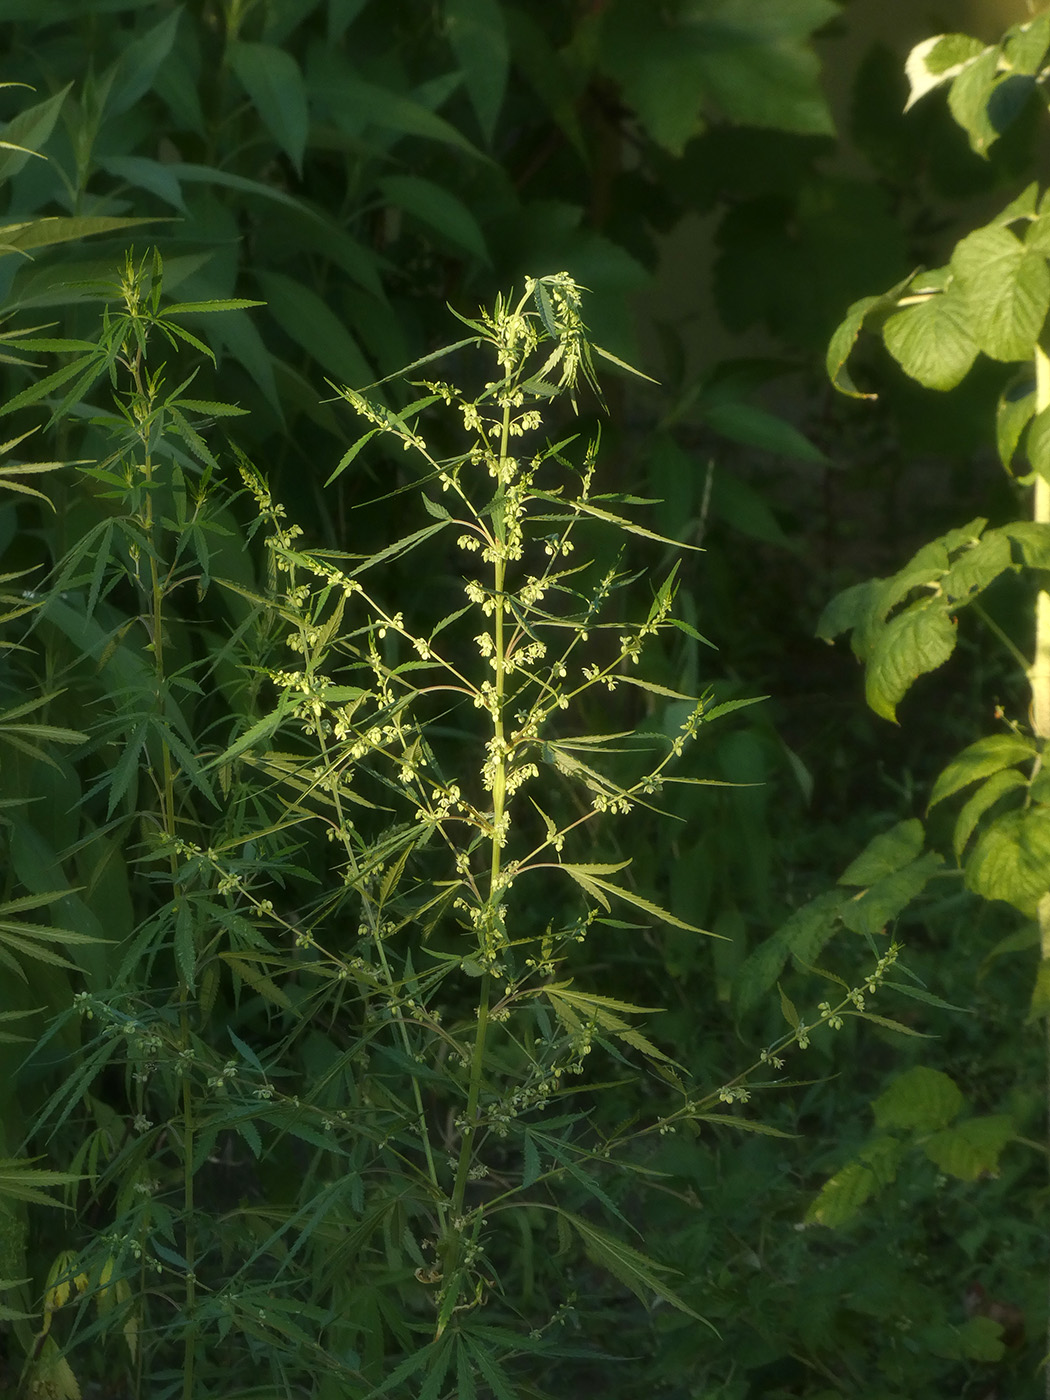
[1, 259, 896, 1399]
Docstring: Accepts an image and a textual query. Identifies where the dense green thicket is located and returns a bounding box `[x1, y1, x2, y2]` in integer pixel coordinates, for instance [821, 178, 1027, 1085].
[1, 2, 1048, 1398]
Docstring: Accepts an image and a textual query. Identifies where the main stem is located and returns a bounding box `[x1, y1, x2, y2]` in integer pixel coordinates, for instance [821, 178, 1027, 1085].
[1030, 345, 1050, 1400]
[130, 343, 197, 1400]
[444, 371, 515, 1309]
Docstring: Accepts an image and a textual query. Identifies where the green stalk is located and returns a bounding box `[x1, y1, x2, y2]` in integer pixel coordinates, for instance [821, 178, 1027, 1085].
[128, 335, 197, 1400]
[444, 368, 515, 1308]
[1031, 344, 1050, 1400]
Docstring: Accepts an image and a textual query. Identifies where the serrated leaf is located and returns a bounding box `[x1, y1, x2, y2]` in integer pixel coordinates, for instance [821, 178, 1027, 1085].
[1026, 403, 1050, 480]
[929, 732, 1036, 808]
[1028, 959, 1050, 1020]
[923, 1115, 1014, 1180]
[941, 530, 1011, 601]
[815, 578, 880, 647]
[1004, 520, 1050, 567]
[953, 767, 1028, 859]
[826, 279, 913, 398]
[865, 601, 957, 722]
[703, 400, 825, 463]
[997, 379, 1036, 472]
[778, 982, 800, 1030]
[558, 1211, 714, 1327]
[874, 1065, 963, 1131]
[695, 1114, 794, 1138]
[966, 807, 1050, 911]
[951, 224, 1050, 361]
[839, 851, 943, 934]
[904, 34, 987, 111]
[839, 819, 925, 886]
[806, 1136, 903, 1227]
[947, 45, 1002, 153]
[883, 287, 978, 390]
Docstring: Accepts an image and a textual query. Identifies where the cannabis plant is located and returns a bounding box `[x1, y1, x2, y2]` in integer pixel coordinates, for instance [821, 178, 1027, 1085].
[0, 253, 906, 1399]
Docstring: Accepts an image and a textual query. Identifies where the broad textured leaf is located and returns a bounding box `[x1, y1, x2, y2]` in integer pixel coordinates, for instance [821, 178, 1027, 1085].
[780, 888, 844, 962]
[1028, 960, 1050, 1020]
[1003, 12, 1050, 74]
[956, 1316, 1007, 1362]
[1004, 520, 1050, 567]
[446, 0, 508, 144]
[929, 732, 1036, 808]
[864, 601, 957, 722]
[826, 294, 884, 399]
[965, 807, 1050, 911]
[839, 819, 924, 886]
[873, 1065, 962, 1131]
[815, 578, 879, 647]
[996, 380, 1036, 471]
[732, 931, 790, 1020]
[874, 535, 954, 618]
[940, 530, 1012, 601]
[1025, 403, 1050, 479]
[882, 288, 978, 390]
[904, 34, 987, 111]
[597, 0, 836, 153]
[953, 767, 1028, 860]
[825, 276, 916, 397]
[839, 852, 943, 935]
[228, 40, 310, 174]
[923, 1115, 1014, 1180]
[806, 1136, 903, 1227]
[947, 46, 1002, 153]
[951, 224, 1050, 361]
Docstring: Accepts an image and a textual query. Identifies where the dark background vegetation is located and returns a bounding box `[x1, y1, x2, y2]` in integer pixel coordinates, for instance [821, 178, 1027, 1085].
[0, 1, 1047, 1396]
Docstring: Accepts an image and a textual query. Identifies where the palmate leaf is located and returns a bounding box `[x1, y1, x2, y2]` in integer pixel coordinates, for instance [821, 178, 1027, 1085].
[554, 1209, 716, 1330]
[0, 892, 104, 974]
[0, 1158, 81, 1207]
[534, 490, 701, 550]
[558, 862, 712, 933]
[695, 1113, 795, 1138]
